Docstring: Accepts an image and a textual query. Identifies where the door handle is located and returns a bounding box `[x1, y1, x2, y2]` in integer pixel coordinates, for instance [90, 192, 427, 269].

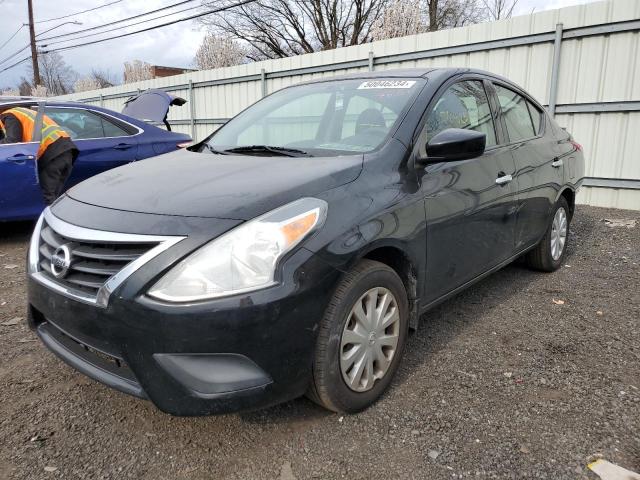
[551, 158, 563, 168]
[495, 173, 513, 186]
[113, 143, 133, 150]
[6, 154, 35, 164]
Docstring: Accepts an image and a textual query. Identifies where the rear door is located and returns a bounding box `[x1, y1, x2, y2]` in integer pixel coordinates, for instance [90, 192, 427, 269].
[491, 83, 564, 250]
[417, 78, 518, 303]
[44, 106, 140, 187]
[0, 141, 42, 220]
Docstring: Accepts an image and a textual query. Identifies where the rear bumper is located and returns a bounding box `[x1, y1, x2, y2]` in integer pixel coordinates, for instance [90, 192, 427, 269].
[28, 251, 341, 416]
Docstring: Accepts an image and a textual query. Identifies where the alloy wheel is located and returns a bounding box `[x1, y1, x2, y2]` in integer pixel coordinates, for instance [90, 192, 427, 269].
[550, 207, 568, 261]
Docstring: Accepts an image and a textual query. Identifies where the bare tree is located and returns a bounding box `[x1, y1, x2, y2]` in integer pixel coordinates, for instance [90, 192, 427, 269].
[90, 69, 117, 88]
[481, 0, 518, 20]
[200, 0, 389, 60]
[27, 51, 77, 96]
[426, 0, 485, 30]
[194, 34, 247, 70]
[74, 69, 118, 92]
[18, 78, 32, 96]
[123, 60, 153, 83]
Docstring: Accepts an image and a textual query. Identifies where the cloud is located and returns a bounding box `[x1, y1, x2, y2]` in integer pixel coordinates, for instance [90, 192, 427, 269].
[0, 0, 206, 87]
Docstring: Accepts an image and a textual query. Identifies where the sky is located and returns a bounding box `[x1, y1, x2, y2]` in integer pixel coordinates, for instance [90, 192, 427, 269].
[0, 0, 600, 89]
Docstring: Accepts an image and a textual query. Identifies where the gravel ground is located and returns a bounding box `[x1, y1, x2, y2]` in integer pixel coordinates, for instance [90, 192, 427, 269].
[0, 205, 638, 480]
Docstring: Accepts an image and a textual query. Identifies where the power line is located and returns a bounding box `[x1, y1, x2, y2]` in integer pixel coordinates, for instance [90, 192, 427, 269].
[35, 0, 124, 24]
[0, 0, 199, 67]
[0, 21, 79, 68]
[38, 0, 198, 42]
[41, 0, 256, 54]
[0, 24, 24, 54]
[40, 4, 201, 48]
[0, 44, 30, 68]
[0, 56, 31, 75]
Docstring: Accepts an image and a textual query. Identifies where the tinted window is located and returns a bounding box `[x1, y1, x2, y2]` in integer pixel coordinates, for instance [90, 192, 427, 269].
[494, 85, 535, 141]
[527, 101, 543, 135]
[426, 80, 497, 147]
[237, 92, 332, 147]
[341, 95, 399, 139]
[45, 108, 131, 140]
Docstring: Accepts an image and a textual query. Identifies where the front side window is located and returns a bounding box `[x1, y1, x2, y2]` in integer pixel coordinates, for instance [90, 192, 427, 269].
[494, 85, 536, 142]
[45, 108, 131, 140]
[425, 80, 497, 148]
[207, 78, 423, 156]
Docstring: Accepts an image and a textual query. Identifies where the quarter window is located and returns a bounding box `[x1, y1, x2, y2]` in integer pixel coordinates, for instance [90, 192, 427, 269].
[45, 108, 131, 140]
[426, 80, 497, 147]
[494, 85, 536, 142]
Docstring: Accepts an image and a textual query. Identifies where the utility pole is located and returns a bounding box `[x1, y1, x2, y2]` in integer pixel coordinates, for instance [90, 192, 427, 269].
[27, 0, 40, 86]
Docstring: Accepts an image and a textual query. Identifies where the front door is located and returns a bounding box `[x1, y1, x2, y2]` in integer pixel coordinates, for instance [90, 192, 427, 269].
[44, 106, 140, 188]
[0, 142, 43, 221]
[416, 79, 518, 303]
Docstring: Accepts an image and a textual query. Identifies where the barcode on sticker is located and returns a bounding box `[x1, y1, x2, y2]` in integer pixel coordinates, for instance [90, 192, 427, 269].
[358, 80, 416, 89]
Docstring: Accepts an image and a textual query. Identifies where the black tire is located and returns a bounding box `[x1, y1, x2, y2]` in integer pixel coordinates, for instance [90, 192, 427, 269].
[308, 259, 409, 413]
[525, 196, 570, 272]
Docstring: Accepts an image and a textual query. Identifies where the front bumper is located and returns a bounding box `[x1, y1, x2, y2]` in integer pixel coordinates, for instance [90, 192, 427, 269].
[28, 250, 341, 416]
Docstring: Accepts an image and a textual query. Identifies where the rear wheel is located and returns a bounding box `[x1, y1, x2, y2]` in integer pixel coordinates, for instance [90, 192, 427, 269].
[308, 259, 409, 413]
[526, 196, 570, 272]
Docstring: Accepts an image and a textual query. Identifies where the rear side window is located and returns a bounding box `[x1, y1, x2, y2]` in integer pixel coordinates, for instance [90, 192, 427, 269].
[426, 80, 497, 147]
[527, 101, 543, 135]
[494, 85, 535, 142]
[45, 108, 132, 140]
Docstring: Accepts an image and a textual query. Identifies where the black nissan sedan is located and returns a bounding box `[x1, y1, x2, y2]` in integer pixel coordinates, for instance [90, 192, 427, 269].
[26, 68, 584, 415]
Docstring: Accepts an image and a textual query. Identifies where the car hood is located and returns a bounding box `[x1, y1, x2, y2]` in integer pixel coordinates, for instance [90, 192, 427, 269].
[66, 149, 363, 220]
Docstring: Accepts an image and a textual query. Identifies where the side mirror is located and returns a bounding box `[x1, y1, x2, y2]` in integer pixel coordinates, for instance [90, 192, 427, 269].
[418, 128, 486, 165]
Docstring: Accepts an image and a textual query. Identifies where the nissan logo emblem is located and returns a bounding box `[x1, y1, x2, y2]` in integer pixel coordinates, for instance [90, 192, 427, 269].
[51, 244, 72, 279]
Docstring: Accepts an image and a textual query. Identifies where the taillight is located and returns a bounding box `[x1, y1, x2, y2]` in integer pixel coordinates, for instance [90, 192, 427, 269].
[177, 142, 191, 149]
[570, 140, 582, 152]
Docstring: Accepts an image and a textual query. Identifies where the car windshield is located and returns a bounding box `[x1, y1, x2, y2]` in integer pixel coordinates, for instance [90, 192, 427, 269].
[204, 78, 424, 157]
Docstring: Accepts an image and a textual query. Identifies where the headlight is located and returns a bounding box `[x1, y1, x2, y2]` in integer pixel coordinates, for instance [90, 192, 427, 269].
[148, 197, 327, 302]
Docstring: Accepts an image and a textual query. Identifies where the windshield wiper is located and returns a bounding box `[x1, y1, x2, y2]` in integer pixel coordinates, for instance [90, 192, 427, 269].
[223, 145, 312, 157]
[204, 144, 228, 155]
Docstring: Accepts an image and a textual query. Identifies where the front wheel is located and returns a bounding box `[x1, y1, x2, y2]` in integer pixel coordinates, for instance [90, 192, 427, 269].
[308, 259, 409, 413]
[525, 196, 570, 272]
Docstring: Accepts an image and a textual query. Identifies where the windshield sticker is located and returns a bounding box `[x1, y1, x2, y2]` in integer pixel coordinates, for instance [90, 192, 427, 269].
[358, 80, 416, 90]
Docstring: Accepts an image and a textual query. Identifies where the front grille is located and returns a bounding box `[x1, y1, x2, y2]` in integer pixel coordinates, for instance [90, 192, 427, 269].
[38, 219, 157, 299]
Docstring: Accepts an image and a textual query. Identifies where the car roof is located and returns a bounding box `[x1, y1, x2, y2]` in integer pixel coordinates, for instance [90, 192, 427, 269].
[0, 99, 111, 110]
[292, 67, 516, 87]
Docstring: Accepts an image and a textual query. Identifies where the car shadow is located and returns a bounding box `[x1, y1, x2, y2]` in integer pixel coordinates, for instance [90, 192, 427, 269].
[0, 220, 35, 243]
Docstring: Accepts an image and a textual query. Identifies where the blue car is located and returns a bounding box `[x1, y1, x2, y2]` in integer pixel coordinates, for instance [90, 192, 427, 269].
[0, 90, 191, 221]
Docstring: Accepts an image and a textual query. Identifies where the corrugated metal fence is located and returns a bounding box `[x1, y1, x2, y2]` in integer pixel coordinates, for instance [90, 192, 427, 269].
[58, 0, 640, 210]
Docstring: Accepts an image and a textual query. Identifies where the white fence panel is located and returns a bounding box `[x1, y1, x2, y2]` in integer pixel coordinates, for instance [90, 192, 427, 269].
[57, 0, 640, 210]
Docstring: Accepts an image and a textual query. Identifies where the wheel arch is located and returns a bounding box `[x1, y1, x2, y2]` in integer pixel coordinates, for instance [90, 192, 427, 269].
[354, 243, 421, 331]
[556, 187, 576, 220]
